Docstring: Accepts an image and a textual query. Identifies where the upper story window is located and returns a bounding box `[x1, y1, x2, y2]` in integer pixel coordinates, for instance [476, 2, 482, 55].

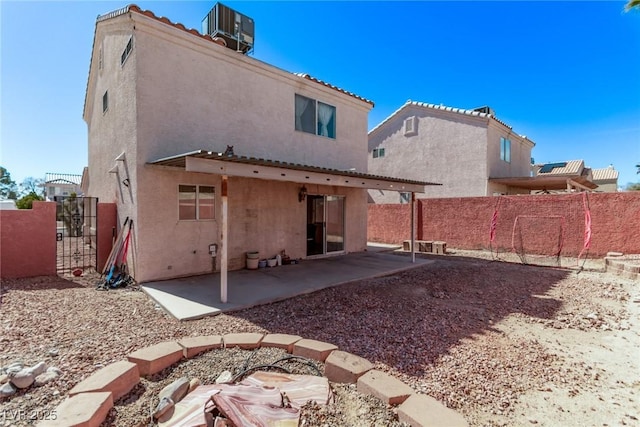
[179, 185, 215, 220]
[372, 148, 385, 158]
[500, 137, 511, 163]
[121, 37, 133, 66]
[102, 91, 109, 113]
[294, 94, 336, 139]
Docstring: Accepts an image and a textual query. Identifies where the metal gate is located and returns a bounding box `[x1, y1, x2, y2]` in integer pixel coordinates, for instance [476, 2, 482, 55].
[55, 196, 98, 274]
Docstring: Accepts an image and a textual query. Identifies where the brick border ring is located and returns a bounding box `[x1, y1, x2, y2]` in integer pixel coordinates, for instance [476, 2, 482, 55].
[40, 333, 468, 427]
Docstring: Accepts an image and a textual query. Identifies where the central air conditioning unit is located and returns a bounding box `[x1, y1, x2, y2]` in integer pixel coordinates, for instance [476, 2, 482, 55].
[201, 2, 254, 54]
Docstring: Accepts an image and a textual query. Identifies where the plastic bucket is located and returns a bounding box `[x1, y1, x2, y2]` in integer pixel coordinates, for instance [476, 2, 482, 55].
[247, 257, 259, 270]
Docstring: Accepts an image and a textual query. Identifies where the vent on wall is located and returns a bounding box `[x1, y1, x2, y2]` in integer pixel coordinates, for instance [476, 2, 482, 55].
[404, 116, 417, 136]
[201, 2, 254, 54]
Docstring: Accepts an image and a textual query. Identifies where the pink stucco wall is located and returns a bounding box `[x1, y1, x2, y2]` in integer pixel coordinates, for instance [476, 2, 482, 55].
[0, 201, 56, 279]
[368, 192, 640, 257]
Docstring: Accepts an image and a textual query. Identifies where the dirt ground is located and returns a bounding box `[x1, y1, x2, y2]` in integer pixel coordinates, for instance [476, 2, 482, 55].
[1, 249, 639, 426]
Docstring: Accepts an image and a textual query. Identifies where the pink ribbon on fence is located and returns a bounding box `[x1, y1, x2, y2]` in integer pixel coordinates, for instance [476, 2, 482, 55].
[489, 209, 498, 243]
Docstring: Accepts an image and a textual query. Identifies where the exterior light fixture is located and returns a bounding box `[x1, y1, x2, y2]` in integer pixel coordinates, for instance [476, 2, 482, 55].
[298, 185, 307, 202]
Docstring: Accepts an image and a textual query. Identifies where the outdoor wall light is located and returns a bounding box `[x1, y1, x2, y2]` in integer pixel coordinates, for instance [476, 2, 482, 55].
[298, 185, 307, 202]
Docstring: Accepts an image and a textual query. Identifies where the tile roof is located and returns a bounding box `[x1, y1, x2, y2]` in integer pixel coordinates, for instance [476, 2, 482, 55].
[535, 160, 584, 176]
[592, 167, 619, 181]
[89, 5, 373, 107]
[45, 173, 83, 185]
[368, 100, 521, 137]
[292, 73, 374, 106]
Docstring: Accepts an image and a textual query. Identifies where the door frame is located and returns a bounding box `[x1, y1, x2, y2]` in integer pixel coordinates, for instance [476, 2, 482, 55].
[306, 194, 345, 257]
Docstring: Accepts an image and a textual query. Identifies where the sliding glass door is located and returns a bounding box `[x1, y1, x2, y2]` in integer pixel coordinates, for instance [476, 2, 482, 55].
[306, 195, 345, 256]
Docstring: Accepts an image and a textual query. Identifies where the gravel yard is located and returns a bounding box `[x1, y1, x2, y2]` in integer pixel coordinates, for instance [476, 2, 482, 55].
[1, 251, 639, 426]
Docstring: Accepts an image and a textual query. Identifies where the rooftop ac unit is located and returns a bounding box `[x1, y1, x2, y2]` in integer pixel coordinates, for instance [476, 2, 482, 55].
[202, 2, 254, 54]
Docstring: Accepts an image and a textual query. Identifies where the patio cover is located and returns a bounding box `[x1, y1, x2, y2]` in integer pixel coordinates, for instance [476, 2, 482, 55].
[489, 175, 598, 192]
[149, 149, 437, 192]
[149, 149, 440, 303]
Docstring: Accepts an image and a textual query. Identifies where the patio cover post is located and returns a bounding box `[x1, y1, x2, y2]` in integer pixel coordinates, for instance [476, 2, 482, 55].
[221, 175, 228, 303]
[411, 192, 416, 263]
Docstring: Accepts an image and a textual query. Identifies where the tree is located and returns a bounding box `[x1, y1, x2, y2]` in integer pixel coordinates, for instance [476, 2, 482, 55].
[626, 0, 640, 11]
[626, 182, 640, 191]
[0, 166, 18, 200]
[15, 191, 44, 209]
[19, 177, 44, 197]
[636, 163, 639, 174]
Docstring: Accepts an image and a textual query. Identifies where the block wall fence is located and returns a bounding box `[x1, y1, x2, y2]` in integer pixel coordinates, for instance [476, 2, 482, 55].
[0, 201, 117, 279]
[368, 193, 640, 257]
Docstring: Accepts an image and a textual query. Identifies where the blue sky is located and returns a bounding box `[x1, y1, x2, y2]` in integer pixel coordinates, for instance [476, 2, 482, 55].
[2, 1, 639, 189]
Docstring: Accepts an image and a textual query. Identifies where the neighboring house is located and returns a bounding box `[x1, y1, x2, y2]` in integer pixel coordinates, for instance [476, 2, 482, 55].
[367, 101, 535, 202]
[525, 160, 598, 193]
[44, 173, 83, 201]
[84, 4, 430, 284]
[592, 166, 619, 192]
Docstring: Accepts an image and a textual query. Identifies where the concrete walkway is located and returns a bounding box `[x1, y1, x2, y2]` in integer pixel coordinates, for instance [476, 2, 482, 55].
[141, 250, 431, 320]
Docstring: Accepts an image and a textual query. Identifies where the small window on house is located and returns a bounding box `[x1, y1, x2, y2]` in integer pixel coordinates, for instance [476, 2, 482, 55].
[102, 91, 108, 113]
[404, 116, 418, 136]
[294, 94, 336, 139]
[179, 185, 215, 220]
[500, 137, 511, 163]
[121, 37, 133, 66]
[399, 192, 411, 204]
[372, 148, 385, 158]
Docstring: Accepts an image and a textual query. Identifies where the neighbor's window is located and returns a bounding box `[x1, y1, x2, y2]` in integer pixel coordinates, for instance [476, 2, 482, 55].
[102, 91, 109, 113]
[372, 148, 385, 158]
[399, 192, 411, 204]
[295, 94, 336, 139]
[179, 185, 215, 220]
[500, 137, 511, 163]
[121, 37, 133, 66]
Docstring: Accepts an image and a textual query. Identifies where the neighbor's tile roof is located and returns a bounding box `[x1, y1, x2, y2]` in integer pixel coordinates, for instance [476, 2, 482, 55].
[45, 173, 82, 185]
[536, 160, 584, 175]
[592, 167, 619, 181]
[92, 5, 373, 107]
[369, 100, 515, 136]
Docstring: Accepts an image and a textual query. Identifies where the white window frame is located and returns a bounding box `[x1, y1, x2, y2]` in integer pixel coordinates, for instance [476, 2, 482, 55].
[372, 148, 385, 158]
[178, 184, 215, 221]
[294, 94, 336, 139]
[500, 137, 511, 163]
[121, 37, 133, 66]
[102, 91, 108, 113]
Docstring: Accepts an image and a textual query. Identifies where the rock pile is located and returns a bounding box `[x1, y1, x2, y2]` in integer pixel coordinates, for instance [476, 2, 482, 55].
[0, 361, 62, 398]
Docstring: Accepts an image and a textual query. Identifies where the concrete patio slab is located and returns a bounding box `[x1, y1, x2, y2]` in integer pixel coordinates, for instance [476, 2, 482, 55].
[141, 250, 431, 321]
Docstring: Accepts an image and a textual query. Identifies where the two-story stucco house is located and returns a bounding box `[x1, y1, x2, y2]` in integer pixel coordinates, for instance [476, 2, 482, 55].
[367, 101, 535, 202]
[84, 4, 429, 286]
[44, 173, 83, 201]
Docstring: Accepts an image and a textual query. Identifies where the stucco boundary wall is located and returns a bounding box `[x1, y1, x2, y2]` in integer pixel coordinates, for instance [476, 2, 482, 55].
[0, 201, 57, 279]
[368, 193, 640, 257]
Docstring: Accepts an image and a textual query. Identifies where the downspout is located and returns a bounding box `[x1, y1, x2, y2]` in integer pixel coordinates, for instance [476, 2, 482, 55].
[220, 175, 228, 303]
[411, 191, 416, 263]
